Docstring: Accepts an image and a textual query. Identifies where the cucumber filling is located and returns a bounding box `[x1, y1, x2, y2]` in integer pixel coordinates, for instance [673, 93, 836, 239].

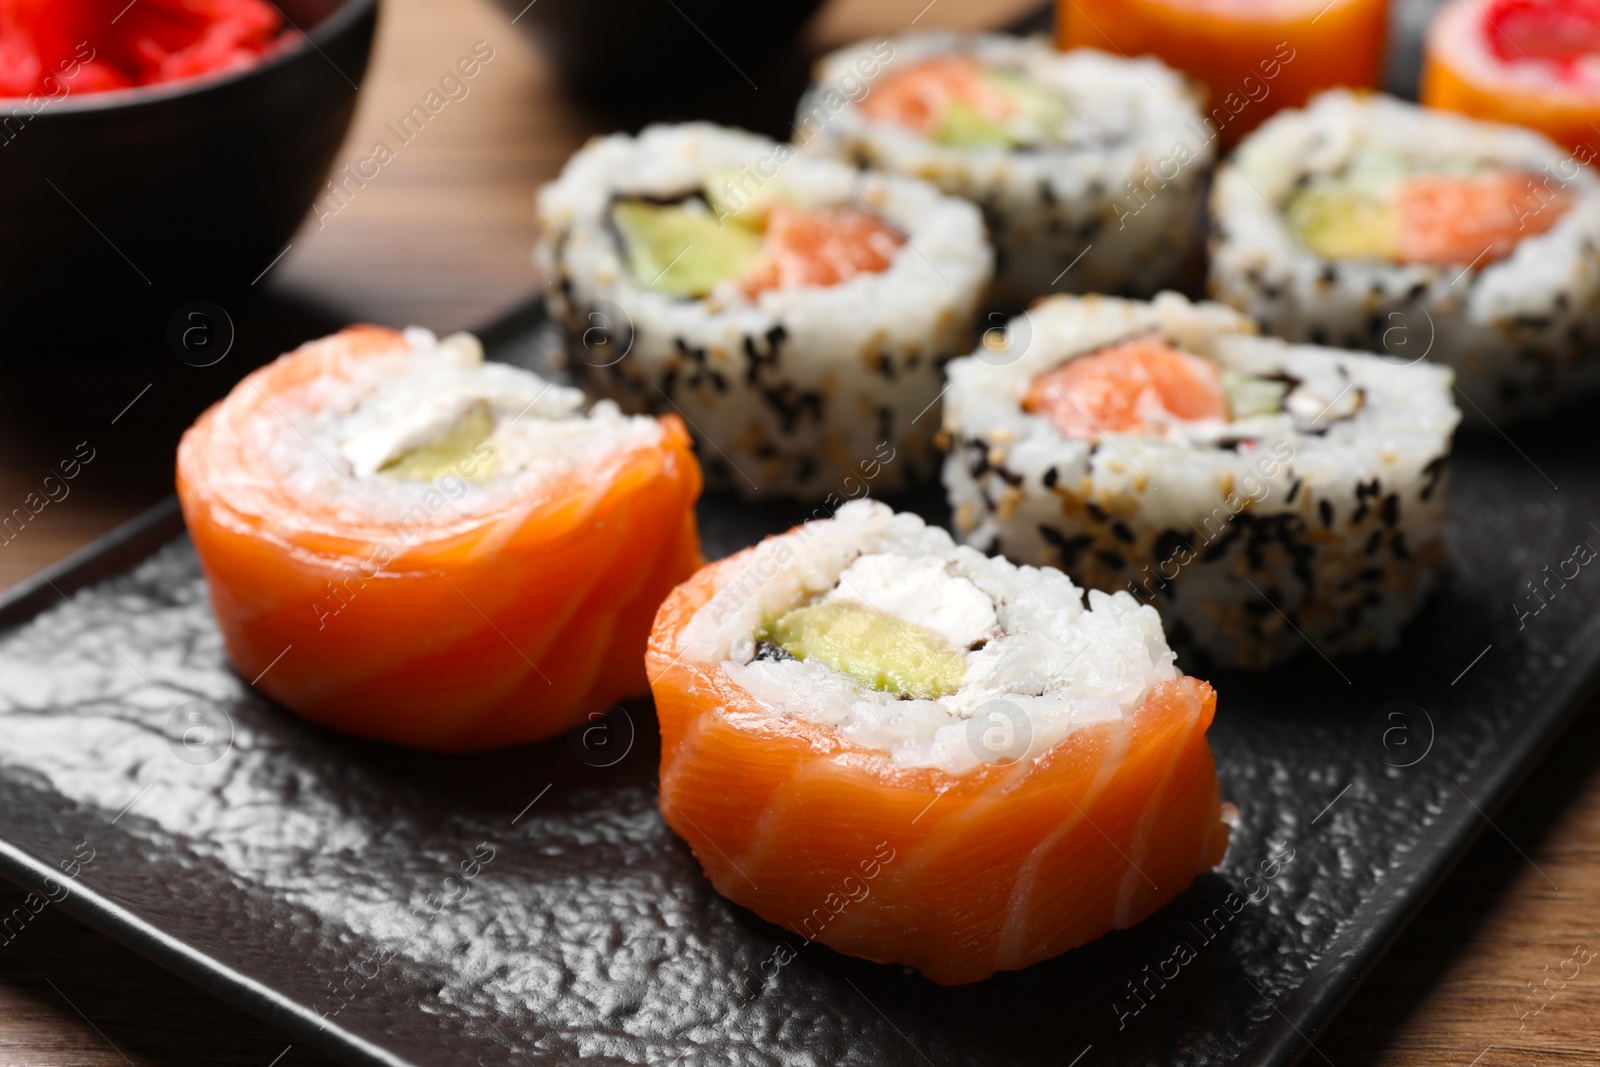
[1222, 369, 1289, 419]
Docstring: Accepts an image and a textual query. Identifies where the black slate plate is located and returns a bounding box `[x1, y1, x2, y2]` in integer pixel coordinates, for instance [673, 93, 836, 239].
[0, 296, 1594, 1067]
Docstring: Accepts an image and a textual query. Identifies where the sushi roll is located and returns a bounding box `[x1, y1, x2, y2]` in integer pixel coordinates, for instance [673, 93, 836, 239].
[1210, 90, 1600, 422]
[797, 33, 1212, 305]
[648, 499, 1230, 985]
[535, 122, 991, 502]
[941, 293, 1461, 670]
[176, 325, 703, 751]
[1061, 0, 1388, 145]
[1423, 0, 1600, 161]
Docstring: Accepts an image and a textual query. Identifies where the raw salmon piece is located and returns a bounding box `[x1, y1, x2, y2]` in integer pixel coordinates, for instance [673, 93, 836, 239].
[177, 325, 705, 752]
[739, 203, 905, 297]
[647, 543, 1230, 986]
[1022, 336, 1229, 441]
[1396, 171, 1572, 267]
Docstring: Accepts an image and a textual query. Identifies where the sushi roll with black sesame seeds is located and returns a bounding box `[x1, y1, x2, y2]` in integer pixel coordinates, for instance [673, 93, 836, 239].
[798, 33, 1213, 306]
[534, 123, 992, 501]
[1210, 90, 1600, 423]
[940, 292, 1461, 670]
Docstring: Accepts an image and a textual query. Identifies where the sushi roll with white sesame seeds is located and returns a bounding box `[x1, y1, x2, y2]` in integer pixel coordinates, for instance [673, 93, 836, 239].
[535, 123, 992, 501]
[941, 292, 1461, 670]
[798, 33, 1213, 306]
[1210, 90, 1600, 423]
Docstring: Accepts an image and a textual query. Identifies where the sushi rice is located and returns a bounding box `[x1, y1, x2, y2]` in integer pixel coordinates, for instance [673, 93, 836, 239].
[535, 122, 992, 501]
[940, 292, 1461, 670]
[798, 33, 1214, 305]
[285, 328, 664, 515]
[676, 498, 1179, 775]
[1210, 89, 1600, 422]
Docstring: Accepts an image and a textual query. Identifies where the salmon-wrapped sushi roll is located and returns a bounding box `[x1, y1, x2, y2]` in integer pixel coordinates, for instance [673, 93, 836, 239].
[177, 325, 703, 752]
[647, 500, 1229, 985]
[1423, 0, 1600, 161]
[1060, 0, 1388, 144]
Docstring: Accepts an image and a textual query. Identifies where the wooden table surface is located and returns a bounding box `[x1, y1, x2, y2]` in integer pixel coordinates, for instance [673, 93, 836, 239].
[2, 1, 1599, 1064]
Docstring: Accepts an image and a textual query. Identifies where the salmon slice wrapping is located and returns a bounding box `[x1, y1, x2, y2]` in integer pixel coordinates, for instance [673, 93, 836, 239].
[177, 324, 703, 752]
[647, 501, 1229, 984]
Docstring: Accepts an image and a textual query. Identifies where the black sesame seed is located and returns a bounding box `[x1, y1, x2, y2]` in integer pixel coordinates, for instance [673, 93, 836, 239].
[1039, 526, 1095, 566]
[1154, 530, 1193, 563]
[1202, 524, 1241, 562]
[754, 641, 796, 663]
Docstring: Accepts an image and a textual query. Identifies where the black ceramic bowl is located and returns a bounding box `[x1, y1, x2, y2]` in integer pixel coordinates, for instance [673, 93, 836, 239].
[0, 0, 377, 311]
[495, 0, 825, 100]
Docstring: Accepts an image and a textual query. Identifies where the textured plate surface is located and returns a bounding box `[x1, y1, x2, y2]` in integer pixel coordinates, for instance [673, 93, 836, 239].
[0, 297, 1594, 1067]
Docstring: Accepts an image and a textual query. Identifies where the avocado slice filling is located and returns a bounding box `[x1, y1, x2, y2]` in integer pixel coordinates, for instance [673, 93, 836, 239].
[933, 69, 1069, 149]
[703, 168, 788, 227]
[1283, 185, 1401, 262]
[1282, 150, 1416, 261]
[763, 600, 967, 700]
[612, 198, 763, 298]
[380, 402, 496, 482]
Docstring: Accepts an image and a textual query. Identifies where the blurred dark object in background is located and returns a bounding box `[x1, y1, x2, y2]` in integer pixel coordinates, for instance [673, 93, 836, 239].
[1386, 0, 1447, 98]
[0, 0, 377, 326]
[496, 0, 825, 101]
